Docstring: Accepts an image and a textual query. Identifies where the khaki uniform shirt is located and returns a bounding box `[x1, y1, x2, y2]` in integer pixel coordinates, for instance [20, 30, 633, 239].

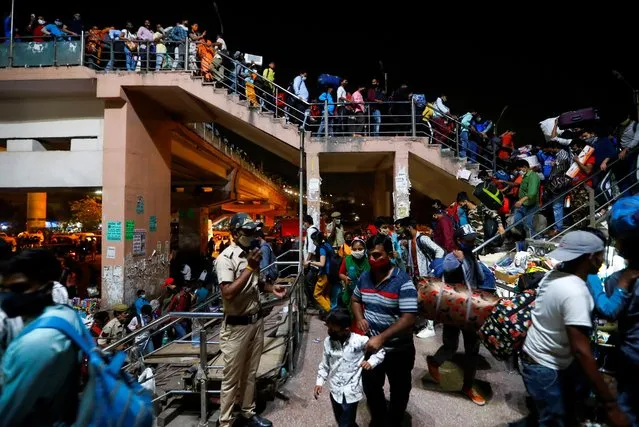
[98, 317, 126, 346]
[215, 244, 260, 316]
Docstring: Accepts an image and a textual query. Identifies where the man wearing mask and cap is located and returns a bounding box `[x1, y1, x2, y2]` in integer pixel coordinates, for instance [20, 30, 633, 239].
[215, 213, 286, 427]
[0, 249, 85, 425]
[520, 230, 629, 426]
[326, 212, 345, 250]
[98, 303, 129, 348]
[428, 225, 491, 406]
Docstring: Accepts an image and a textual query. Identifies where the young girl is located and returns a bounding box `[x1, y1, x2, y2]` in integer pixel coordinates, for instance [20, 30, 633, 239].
[314, 308, 385, 427]
[305, 231, 334, 313]
[338, 238, 369, 314]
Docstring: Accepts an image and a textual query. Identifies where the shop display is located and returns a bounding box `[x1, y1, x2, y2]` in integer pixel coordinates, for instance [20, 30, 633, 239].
[71, 297, 101, 318]
[417, 278, 500, 330]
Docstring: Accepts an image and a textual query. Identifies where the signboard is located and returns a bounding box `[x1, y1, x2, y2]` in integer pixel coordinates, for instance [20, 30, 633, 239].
[106, 221, 122, 241]
[106, 246, 116, 259]
[149, 215, 157, 232]
[125, 220, 135, 240]
[132, 229, 147, 256]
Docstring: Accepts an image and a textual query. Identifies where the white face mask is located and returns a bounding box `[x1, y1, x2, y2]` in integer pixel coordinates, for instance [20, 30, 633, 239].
[334, 219, 341, 225]
[38, 19, 45, 25]
[351, 250, 365, 260]
[302, 76, 307, 81]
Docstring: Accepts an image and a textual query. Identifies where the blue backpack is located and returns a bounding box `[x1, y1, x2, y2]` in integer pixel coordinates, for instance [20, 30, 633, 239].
[22, 312, 154, 427]
[610, 196, 639, 238]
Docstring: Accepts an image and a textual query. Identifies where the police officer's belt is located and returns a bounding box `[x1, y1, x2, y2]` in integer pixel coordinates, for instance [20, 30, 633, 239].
[225, 311, 263, 325]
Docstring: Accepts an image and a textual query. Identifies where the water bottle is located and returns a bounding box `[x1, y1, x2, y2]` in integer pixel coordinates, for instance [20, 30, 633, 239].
[161, 330, 169, 346]
[191, 319, 201, 347]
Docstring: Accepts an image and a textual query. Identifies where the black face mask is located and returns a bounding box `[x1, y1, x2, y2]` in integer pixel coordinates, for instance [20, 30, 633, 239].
[0, 286, 54, 318]
[328, 331, 349, 342]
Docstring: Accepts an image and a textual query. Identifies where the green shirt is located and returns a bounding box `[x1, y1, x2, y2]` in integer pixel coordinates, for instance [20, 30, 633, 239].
[519, 171, 540, 207]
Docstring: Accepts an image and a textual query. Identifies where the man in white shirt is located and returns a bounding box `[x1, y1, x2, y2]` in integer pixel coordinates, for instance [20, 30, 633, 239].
[521, 230, 628, 426]
[336, 79, 349, 135]
[292, 71, 310, 125]
[433, 94, 450, 118]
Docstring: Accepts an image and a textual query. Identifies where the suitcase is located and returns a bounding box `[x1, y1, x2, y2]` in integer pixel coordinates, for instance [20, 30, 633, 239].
[478, 290, 536, 360]
[558, 108, 599, 128]
[417, 278, 500, 330]
[473, 181, 505, 212]
[317, 74, 342, 88]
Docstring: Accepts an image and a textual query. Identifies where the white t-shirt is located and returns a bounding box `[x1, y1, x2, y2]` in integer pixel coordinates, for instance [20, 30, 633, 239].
[337, 86, 347, 104]
[52, 282, 69, 305]
[304, 225, 319, 260]
[182, 264, 192, 281]
[523, 270, 594, 370]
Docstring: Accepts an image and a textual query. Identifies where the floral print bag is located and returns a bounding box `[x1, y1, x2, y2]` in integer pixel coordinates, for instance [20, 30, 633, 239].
[478, 289, 536, 361]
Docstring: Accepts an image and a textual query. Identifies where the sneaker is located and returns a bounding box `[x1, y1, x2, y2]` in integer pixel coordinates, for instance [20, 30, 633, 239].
[416, 325, 436, 339]
[462, 386, 486, 406]
[426, 356, 441, 384]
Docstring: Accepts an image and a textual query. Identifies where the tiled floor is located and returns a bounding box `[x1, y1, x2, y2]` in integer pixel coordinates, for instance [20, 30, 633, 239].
[261, 315, 530, 427]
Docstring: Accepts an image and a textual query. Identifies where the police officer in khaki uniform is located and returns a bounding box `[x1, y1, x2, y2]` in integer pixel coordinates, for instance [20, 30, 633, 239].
[215, 213, 286, 427]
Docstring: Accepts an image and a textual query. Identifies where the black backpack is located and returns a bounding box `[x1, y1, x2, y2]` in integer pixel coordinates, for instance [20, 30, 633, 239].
[416, 235, 437, 262]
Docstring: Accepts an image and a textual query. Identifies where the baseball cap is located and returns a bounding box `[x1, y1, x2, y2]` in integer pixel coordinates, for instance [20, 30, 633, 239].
[455, 224, 478, 241]
[162, 277, 175, 287]
[547, 231, 605, 262]
[229, 213, 257, 231]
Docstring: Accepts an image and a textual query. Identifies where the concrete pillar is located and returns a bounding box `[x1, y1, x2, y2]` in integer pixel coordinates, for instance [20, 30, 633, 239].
[26, 192, 47, 231]
[393, 149, 411, 220]
[306, 151, 321, 227]
[178, 207, 209, 254]
[373, 170, 391, 218]
[101, 94, 172, 306]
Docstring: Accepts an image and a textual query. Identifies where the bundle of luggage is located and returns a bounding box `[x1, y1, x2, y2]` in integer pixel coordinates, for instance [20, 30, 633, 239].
[417, 278, 500, 330]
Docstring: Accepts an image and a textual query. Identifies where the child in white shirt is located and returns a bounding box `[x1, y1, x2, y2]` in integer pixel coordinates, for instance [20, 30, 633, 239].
[314, 308, 385, 427]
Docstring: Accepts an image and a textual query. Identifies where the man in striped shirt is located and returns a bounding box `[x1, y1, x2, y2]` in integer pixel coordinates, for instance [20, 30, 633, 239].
[352, 234, 417, 427]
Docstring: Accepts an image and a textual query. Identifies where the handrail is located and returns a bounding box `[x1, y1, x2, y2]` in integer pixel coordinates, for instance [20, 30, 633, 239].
[103, 291, 220, 352]
[473, 152, 639, 253]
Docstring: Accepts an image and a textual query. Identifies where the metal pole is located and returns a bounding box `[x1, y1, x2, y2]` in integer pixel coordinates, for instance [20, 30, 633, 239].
[634, 89, 639, 123]
[8, 0, 14, 67]
[455, 123, 460, 157]
[184, 37, 189, 71]
[80, 31, 85, 66]
[587, 186, 596, 227]
[492, 139, 497, 172]
[324, 100, 329, 142]
[384, 72, 388, 96]
[146, 41, 150, 72]
[411, 98, 416, 137]
[198, 328, 208, 427]
[275, 88, 279, 118]
[298, 131, 305, 270]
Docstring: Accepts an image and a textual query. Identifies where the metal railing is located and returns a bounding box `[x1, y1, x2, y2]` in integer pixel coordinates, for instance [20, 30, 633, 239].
[474, 149, 639, 255]
[188, 122, 281, 189]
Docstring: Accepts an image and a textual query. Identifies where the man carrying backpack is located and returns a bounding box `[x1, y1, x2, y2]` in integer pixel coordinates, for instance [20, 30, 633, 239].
[257, 228, 278, 283]
[405, 218, 445, 279]
[0, 249, 85, 425]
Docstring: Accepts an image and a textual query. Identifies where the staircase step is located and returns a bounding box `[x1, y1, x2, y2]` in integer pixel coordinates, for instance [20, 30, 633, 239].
[238, 100, 250, 108]
[202, 81, 216, 86]
[213, 87, 227, 94]
[440, 148, 454, 157]
[261, 111, 275, 117]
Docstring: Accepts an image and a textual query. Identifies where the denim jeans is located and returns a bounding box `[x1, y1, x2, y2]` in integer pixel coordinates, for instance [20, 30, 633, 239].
[155, 53, 165, 70]
[513, 204, 537, 239]
[460, 131, 478, 162]
[317, 116, 333, 137]
[173, 321, 187, 339]
[330, 395, 358, 427]
[520, 358, 584, 427]
[124, 46, 134, 71]
[372, 109, 381, 136]
[552, 199, 564, 231]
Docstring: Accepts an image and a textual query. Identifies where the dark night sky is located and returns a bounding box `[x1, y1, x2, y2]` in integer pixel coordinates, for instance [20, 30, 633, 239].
[11, 2, 639, 146]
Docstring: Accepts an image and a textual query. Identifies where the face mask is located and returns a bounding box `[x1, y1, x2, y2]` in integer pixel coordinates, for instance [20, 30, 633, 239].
[140, 293, 146, 299]
[369, 256, 391, 275]
[302, 76, 307, 81]
[352, 250, 365, 260]
[38, 19, 45, 25]
[585, 136, 597, 144]
[0, 286, 53, 318]
[379, 228, 389, 236]
[517, 170, 525, 176]
[237, 234, 258, 251]
[334, 219, 341, 225]
[328, 331, 349, 342]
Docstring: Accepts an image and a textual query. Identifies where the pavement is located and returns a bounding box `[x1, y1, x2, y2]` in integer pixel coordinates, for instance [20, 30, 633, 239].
[260, 315, 531, 427]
